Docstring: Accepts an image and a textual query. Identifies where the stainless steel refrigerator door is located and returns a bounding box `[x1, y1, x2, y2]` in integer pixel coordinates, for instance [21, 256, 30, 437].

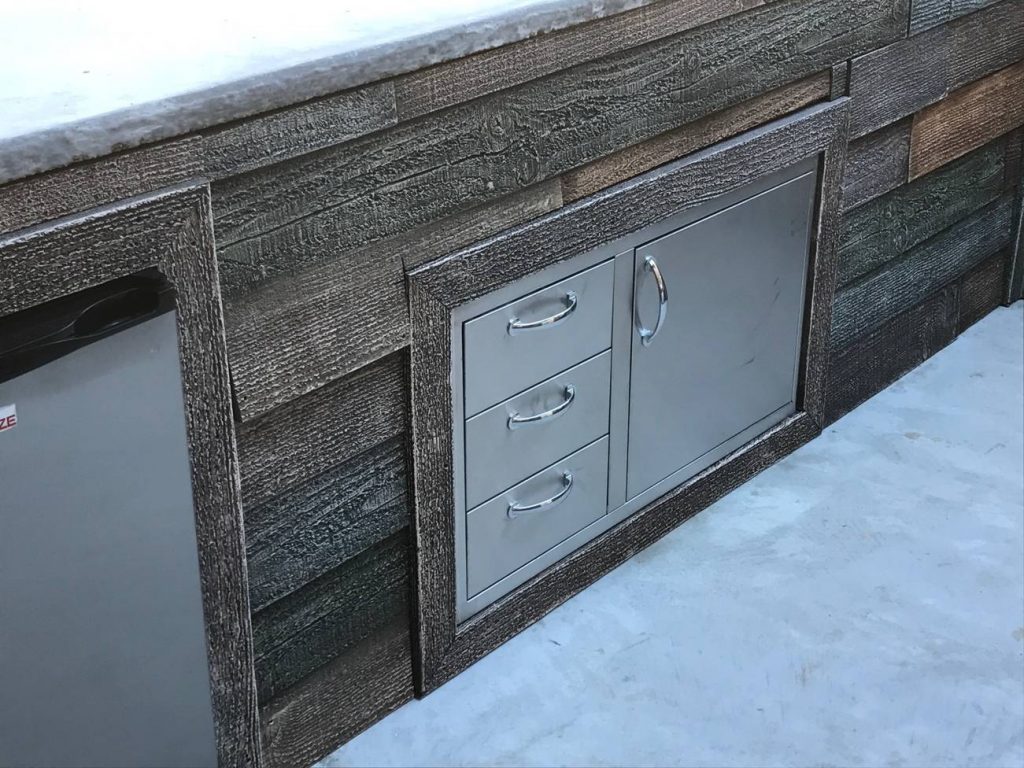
[626, 170, 816, 500]
[0, 311, 217, 768]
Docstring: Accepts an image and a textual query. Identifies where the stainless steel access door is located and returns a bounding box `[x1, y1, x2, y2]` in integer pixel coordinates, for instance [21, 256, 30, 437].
[625, 169, 816, 500]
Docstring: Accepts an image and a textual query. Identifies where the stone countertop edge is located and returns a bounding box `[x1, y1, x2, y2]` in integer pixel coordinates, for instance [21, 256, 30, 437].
[0, 0, 653, 188]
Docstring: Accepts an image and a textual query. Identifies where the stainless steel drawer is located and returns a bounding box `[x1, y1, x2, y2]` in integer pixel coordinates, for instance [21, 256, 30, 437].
[464, 351, 611, 509]
[463, 260, 614, 416]
[465, 437, 608, 597]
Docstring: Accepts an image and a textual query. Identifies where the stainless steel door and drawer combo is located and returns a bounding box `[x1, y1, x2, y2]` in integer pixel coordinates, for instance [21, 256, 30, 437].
[449, 156, 819, 621]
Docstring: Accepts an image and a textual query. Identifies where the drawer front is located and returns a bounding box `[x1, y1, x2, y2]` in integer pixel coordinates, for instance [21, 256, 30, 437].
[463, 260, 614, 416]
[464, 351, 611, 509]
[466, 437, 608, 597]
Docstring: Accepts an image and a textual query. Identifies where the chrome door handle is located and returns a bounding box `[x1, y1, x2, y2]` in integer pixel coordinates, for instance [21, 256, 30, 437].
[508, 291, 578, 335]
[635, 255, 668, 347]
[506, 385, 575, 430]
[507, 471, 574, 519]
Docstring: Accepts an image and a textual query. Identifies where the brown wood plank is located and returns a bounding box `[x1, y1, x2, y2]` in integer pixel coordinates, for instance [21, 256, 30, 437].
[841, 118, 912, 211]
[560, 72, 830, 203]
[259, 620, 413, 768]
[909, 60, 1024, 180]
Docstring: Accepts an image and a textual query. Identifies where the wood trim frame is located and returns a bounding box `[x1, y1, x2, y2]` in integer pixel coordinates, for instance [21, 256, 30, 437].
[407, 99, 851, 693]
[0, 183, 261, 767]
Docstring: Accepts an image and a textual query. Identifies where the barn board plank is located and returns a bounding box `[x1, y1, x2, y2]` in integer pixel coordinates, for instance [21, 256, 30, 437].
[841, 119, 912, 211]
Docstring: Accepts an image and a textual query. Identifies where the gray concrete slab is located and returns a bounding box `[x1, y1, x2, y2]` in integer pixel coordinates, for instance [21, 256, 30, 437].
[322, 303, 1024, 768]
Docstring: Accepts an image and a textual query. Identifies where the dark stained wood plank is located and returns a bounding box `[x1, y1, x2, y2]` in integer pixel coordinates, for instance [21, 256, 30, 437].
[212, 0, 904, 301]
[245, 435, 410, 612]
[841, 118, 912, 211]
[236, 351, 407, 507]
[909, 0, 1002, 35]
[225, 181, 561, 421]
[259, 620, 413, 768]
[202, 82, 397, 179]
[831, 194, 1015, 348]
[251, 530, 410, 702]
[958, 252, 1010, 331]
[830, 60, 851, 99]
[394, 0, 774, 120]
[824, 282, 960, 424]
[908, 60, 1024, 180]
[838, 138, 1006, 288]
[947, 0, 1024, 90]
[560, 71, 830, 203]
[1010, 159, 1024, 302]
[0, 137, 202, 234]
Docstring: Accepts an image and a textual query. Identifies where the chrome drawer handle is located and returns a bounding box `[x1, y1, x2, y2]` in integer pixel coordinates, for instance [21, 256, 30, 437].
[507, 471, 574, 519]
[507, 291, 578, 335]
[636, 255, 668, 347]
[507, 385, 575, 430]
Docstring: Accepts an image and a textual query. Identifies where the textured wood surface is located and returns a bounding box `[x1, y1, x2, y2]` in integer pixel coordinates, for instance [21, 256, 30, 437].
[245, 435, 410, 612]
[225, 181, 561, 421]
[260, 620, 413, 768]
[1010, 149, 1024, 301]
[236, 351, 407, 507]
[909, 61, 1024, 179]
[848, 0, 1023, 137]
[837, 139, 1006, 288]
[842, 119, 912, 211]
[202, 82, 397, 179]
[212, 0, 902, 302]
[0, 187, 261, 768]
[832, 195, 1014, 348]
[910, 0, 1002, 34]
[560, 72, 830, 203]
[252, 530, 410, 702]
[958, 252, 1010, 331]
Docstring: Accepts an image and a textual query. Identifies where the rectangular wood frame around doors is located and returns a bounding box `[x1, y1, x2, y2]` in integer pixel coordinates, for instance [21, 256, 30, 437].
[0, 184, 261, 767]
[408, 99, 851, 694]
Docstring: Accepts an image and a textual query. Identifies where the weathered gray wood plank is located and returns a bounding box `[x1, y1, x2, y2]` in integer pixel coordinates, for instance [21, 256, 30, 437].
[212, 0, 904, 301]
[252, 530, 410, 702]
[225, 181, 561, 421]
[909, 0, 1002, 35]
[245, 435, 410, 612]
[236, 351, 407, 507]
[957, 251, 1009, 331]
[831, 194, 1014, 348]
[837, 138, 1006, 288]
[841, 119, 912, 211]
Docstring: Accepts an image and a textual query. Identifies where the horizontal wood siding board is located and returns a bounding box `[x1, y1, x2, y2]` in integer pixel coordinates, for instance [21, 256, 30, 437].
[837, 138, 1007, 288]
[202, 82, 398, 179]
[909, 0, 1002, 34]
[841, 118, 912, 211]
[831, 194, 1015, 348]
[561, 71, 830, 203]
[957, 251, 1010, 331]
[259, 620, 413, 768]
[849, 0, 1023, 137]
[211, 0, 905, 301]
[252, 530, 410, 702]
[237, 351, 407, 507]
[245, 435, 411, 612]
[909, 60, 1024, 180]
[394, 0, 773, 120]
[824, 281, 960, 424]
[225, 181, 561, 421]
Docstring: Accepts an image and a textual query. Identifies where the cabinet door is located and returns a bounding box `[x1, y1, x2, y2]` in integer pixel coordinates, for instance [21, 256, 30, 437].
[625, 170, 815, 500]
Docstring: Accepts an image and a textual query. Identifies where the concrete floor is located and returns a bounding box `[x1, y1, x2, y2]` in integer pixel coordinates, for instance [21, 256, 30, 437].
[322, 303, 1024, 768]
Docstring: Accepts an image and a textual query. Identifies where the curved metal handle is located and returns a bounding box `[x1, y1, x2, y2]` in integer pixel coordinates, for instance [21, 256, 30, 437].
[507, 385, 575, 430]
[508, 291, 578, 335]
[507, 471, 574, 519]
[635, 255, 668, 347]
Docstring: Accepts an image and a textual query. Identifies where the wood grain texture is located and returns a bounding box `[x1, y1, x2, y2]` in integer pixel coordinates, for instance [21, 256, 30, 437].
[225, 181, 561, 421]
[202, 81, 397, 179]
[0, 186, 261, 767]
[245, 435, 410, 612]
[958, 251, 1010, 331]
[409, 101, 848, 692]
[842, 118, 912, 211]
[909, 60, 1024, 179]
[260, 620, 413, 768]
[1010, 142, 1024, 301]
[212, 0, 903, 301]
[909, 0, 1001, 34]
[560, 72, 830, 203]
[831, 194, 1014, 348]
[830, 60, 851, 99]
[849, 0, 1023, 137]
[837, 138, 1006, 288]
[394, 0, 774, 120]
[252, 530, 410, 702]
